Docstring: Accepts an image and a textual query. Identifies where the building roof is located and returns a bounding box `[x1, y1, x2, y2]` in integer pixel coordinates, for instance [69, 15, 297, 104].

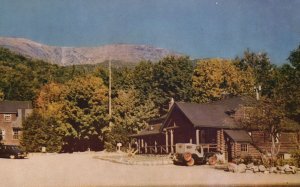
[0, 101, 32, 113]
[129, 124, 162, 137]
[172, 97, 248, 129]
[224, 130, 252, 143]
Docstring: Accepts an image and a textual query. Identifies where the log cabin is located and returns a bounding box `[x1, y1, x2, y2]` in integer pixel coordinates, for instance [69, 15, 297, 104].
[130, 97, 300, 161]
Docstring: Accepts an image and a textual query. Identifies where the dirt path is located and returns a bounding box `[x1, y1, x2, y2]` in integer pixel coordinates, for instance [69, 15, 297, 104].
[0, 153, 299, 187]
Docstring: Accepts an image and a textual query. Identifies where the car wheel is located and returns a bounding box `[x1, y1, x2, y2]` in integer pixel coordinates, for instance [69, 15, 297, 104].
[186, 158, 195, 166]
[9, 155, 16, 159]
[183, 152, 192, 162]
[208, 154, 217, 165]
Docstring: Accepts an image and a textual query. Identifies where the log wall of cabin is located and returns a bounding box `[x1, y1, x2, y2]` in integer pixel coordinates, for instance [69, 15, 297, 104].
[251, 131, 299, 154]
[233, 143, 261, 158]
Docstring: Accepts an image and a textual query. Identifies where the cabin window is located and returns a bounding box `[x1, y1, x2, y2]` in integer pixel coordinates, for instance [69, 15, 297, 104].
[241, 144, 248, 152]
[13, 129, 20, 140]
[4, 114, 12, 122]
[1, 130, 5, 140]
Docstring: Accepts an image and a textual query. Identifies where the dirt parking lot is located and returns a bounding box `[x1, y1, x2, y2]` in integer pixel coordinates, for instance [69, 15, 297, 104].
[0, 152, 299, 187]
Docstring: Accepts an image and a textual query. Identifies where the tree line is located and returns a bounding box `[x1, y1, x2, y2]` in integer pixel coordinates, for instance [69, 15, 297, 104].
[0, 45, 299, 152]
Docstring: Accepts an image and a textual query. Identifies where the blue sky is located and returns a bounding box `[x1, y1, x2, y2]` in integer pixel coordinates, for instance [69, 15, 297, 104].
[0, 0, 299, 64]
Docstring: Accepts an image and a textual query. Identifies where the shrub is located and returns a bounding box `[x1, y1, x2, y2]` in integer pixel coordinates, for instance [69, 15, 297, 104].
[276, 158, 298, 167]
[291, 150, 300, 167]
[243, 155, 254, 164]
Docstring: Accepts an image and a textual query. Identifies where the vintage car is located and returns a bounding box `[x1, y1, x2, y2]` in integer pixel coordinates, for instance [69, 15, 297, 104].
[172, 143, 220, 166]
[0, 145, 27, 159]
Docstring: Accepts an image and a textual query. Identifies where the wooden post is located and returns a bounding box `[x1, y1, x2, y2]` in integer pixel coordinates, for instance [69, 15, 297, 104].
[221, 129, 225, 153]
[155, 141, 157, 154]
[190, 138, 192, 143]
[165, 130, 169, 153]
[145, 142, 147, 154]
[196, 129, 200, 145]
[141, 139, 144, 148]
[170, 130, 174, 153]
[138, 139, 141, 153]
[217, 130, 221, 151]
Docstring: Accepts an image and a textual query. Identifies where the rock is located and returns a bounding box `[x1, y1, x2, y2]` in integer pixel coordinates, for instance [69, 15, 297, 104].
[247, 163, 254, 169]
[264, 171, 269, 174]
[289, 166, 297, 174]
[228, 163, 238, 173]
[246, 169, 253, 174]
[253, 166, 259, 173]
[277, 166, 284, 171]
[238, 164, 246, 173]
[269, 167, 277, 173]
[280, 170, 285, 174]
[283, 164, 290, 171]
[285, 167, 293, 174]
[259, 165, 266, 172]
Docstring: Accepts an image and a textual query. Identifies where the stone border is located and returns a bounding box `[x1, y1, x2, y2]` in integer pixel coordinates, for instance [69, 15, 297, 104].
[93, 155, 173, 166]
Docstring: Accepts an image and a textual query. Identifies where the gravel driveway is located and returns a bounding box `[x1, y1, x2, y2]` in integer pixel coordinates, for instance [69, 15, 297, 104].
[0, 152, 299, 187]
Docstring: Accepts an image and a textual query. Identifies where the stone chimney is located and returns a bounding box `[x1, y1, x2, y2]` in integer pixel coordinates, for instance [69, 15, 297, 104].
[169, 98, 175, 111]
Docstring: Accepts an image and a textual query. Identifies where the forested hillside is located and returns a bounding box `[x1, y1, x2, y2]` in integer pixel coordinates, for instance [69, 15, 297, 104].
[0, 45, 299, 152]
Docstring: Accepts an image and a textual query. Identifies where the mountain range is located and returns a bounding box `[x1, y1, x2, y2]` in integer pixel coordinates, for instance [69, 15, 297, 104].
[0, 37, 183, 66]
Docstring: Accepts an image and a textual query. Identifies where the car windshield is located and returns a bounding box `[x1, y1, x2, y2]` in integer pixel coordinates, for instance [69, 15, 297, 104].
[6, 146, 20, 150]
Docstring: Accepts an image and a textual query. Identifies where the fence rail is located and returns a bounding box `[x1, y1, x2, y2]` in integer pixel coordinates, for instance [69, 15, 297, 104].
[138, 143, 218, 154]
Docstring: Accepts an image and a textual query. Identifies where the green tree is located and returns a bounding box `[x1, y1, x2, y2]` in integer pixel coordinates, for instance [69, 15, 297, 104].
[61, 75, 109, 151]
[192, 58, 255, 103]
[152, 56, 194, 113]
[275, 45, 300, 122]
[132, 61, 155, 100]
[21, 110, 63, 152]
[239, 97, 287, 166]
[234, 50, 277, 97]
[105, 89, 159, 151]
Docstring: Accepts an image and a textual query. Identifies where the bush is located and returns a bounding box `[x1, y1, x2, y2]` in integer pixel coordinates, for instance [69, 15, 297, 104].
[276, 158, 298, 167]
[243, 155, 254, 164]
[291, 150, 300, 167]
[232, 155, 256, 165]
[104, 124, 130, 152]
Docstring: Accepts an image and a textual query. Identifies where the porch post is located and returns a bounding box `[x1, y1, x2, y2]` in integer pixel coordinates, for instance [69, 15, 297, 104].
[138, 139, 141, 153]
[155, 141, 157, 154]
[221, 129, 225, 153]
[165, 130, 169, 153]
[170, 130, 174, 153]
[196, 129, 200, 145]
[145, 142, 147, 154]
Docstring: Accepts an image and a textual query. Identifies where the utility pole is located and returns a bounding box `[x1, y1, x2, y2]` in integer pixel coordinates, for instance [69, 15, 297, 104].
[109, 59, 112, 121]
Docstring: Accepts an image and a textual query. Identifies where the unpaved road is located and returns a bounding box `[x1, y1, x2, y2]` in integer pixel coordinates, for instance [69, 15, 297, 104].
[0, 152, 299, 187]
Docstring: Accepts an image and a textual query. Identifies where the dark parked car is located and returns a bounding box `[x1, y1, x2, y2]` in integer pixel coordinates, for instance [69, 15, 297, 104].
[0, 145, 27, 159]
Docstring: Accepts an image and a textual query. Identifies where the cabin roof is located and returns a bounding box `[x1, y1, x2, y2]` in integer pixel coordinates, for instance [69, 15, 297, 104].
[224, 130, 252, 142]
[0, 101, 32, 113]
[171, 97, 248, 129]
[129, 123, 162, 137]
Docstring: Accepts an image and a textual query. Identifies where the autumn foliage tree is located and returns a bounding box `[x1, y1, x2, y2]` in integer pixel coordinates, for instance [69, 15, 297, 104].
[22, 76, 109, 152]
[192, 58, 255, 103]
[0, 90, 4, 101]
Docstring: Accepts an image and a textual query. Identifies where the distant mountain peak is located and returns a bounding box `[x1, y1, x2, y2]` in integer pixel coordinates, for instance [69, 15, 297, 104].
[0, 37, 184, 66]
